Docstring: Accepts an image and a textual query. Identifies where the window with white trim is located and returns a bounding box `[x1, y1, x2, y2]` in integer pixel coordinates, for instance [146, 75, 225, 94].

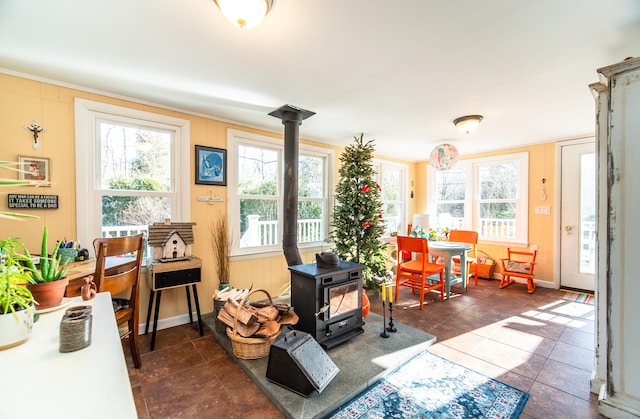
[373, 160, 408, 235]
[427, 152, 528, 244]
[74, 99, 190, 251]
[227, 130, 332, 256]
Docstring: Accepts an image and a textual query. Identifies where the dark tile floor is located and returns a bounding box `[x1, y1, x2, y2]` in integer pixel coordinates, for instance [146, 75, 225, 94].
[124, 279, 603, 418]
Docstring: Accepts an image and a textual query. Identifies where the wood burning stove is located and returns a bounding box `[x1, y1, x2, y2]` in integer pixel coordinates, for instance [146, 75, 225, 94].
[289, 261, 364, 349]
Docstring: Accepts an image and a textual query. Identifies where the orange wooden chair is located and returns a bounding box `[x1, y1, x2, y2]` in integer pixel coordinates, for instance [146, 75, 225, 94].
[395, 236, 445, 309]
[93, 234, 144, 368]
[449, 230, 479, 287]
[500, 248, 537, 293]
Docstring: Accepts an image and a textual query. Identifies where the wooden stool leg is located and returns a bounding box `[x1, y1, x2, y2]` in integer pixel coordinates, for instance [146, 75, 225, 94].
[150, 290, 162, 351]
[185, 286, 194, 324]
[144, 289, 155, 335]
[192, 284, 204, 336]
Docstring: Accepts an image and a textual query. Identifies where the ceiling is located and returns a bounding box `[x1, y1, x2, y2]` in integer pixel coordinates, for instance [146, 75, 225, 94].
[1, 0, 639, 162]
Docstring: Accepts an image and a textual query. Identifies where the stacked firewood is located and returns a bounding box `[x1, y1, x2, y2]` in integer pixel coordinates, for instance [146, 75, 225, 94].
[213, 286, 251, 303]
[216, 298, 299, 338]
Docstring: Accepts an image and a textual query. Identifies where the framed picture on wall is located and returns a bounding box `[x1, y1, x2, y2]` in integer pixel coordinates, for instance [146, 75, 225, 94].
[18, 155, 51, 186]
[195, 145, 226, 186]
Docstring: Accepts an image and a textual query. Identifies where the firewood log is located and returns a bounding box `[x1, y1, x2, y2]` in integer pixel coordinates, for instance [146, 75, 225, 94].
[222, 299, 258, 326]
[216, 309, 260, 337]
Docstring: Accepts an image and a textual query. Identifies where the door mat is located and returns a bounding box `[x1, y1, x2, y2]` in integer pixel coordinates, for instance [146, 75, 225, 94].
[562, 291, 594, 305]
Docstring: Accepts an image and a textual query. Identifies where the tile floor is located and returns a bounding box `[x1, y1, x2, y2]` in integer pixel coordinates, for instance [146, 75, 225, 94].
[125, 278, 603, 418]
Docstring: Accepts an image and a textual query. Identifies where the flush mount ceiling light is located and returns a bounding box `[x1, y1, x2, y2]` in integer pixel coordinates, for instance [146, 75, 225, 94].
[453, 115, 483, 134]
[214, 0, 273, 29]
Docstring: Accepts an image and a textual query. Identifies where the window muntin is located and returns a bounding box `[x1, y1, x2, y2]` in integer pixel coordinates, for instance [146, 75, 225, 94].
[228, 130, 332, 256]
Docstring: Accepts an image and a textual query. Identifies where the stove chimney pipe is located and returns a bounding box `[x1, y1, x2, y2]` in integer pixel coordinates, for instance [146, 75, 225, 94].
[269, 104, 315, 266]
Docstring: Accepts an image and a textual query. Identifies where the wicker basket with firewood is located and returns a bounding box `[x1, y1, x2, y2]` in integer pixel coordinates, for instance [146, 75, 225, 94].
[216, 288, 298, 359]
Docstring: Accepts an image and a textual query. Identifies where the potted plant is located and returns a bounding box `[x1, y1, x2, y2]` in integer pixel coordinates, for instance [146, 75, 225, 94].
[0, 237, 36, 349]
[23, 226, 70, 310]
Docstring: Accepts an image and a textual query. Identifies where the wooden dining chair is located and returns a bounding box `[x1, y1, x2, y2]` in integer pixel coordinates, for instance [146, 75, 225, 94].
[395, 236, 445, 310]
[449, 230, 479, 287]
[93, 234, 144, 368]
[500, 248, 537, 293]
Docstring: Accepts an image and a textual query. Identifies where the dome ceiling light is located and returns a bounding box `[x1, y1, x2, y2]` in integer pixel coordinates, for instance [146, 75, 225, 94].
[453, 115, 483, 134]
[214, 0, 273, 29]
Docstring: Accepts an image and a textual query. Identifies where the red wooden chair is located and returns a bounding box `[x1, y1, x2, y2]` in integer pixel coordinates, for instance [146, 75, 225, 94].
[449, 230, 479, 287]
[395, 236, 445, 309]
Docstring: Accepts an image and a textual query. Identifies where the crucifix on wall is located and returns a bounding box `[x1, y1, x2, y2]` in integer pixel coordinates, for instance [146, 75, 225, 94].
[24, 120, 47, 150]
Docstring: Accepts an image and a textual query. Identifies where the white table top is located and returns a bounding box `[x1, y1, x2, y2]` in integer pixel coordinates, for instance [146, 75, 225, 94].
[428, 241, 472, 252]
[0, 292, 137, 418]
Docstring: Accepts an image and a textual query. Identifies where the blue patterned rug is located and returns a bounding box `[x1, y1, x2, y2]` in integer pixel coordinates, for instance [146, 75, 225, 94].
[325, 350, 529, 418]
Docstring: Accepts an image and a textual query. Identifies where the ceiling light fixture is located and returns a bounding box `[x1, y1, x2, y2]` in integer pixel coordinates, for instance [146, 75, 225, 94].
[453, 115, 483, 134]
[214, 0, 273, 30]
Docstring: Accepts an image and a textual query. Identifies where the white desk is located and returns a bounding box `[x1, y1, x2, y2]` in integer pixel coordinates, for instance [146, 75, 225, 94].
[428, 241, 472, 299]
[0, 293, 136, 418]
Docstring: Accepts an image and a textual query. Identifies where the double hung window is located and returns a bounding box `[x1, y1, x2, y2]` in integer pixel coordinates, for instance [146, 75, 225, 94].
[228, 130, 332, 256]
[75, 99, 190, 250]
[373, 160, 408, 235]
[428, 152, 528, 244]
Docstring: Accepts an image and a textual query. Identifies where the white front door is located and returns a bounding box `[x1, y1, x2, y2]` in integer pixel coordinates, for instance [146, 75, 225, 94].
[560, 141, 595, 291]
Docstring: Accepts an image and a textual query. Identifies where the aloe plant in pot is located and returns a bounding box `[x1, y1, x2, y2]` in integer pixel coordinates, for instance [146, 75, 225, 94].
[23, 226, 70, 310]
[0, 237, 36, 349]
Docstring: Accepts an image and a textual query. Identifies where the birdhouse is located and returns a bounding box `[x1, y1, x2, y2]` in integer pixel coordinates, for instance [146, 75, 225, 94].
[148, 221, 196, 262]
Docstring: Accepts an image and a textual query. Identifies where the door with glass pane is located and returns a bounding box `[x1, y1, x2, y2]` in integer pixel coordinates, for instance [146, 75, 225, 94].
[560, 141, 595, 291]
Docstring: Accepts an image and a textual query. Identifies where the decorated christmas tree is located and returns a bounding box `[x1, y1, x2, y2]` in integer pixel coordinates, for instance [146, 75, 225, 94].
[331, 134, 390, 289]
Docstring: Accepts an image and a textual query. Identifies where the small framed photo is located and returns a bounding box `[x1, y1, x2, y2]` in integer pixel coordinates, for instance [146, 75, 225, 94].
[195, 145, 226, 186]
[18, 155, 51, 186]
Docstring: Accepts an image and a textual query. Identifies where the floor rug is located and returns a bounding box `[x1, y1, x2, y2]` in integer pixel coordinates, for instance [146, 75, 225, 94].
[326, 350, 529, 419]
[562, 291, 594, 305]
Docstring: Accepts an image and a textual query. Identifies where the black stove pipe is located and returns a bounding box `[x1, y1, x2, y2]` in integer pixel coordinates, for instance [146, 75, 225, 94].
[269, 104, 315, 267]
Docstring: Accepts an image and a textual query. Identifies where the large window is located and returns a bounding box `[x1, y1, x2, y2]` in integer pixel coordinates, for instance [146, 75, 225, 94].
[228, 130, 332, 256]
[75, 99, 190, 250]
[427, 152, 528, 244]
[373, 160, 408, 235]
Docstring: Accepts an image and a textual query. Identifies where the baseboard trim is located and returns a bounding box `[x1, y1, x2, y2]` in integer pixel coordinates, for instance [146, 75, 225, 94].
[135, 311, 212, 335]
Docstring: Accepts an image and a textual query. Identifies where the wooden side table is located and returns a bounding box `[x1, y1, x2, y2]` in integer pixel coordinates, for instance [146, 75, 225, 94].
[145, 257, 204, 350]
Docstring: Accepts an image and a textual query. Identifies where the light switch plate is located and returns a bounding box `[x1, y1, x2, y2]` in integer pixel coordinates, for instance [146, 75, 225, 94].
[535, 205, 550, 215]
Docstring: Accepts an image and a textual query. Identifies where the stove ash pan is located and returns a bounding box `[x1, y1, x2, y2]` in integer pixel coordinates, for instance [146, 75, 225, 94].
[289, 261, 364, 349]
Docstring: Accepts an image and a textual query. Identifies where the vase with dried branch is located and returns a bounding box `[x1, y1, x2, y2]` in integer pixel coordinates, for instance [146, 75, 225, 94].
[209, 214, 231, 290]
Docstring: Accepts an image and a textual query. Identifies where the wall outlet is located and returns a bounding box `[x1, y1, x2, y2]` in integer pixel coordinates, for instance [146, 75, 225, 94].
[531, 245, 538, 252]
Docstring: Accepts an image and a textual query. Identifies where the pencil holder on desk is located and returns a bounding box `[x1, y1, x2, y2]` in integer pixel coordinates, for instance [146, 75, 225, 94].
[59, 248, 78, 264]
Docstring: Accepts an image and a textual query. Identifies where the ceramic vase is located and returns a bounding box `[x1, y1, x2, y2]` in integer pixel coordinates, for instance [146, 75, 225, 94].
[0, 307, 34, 350]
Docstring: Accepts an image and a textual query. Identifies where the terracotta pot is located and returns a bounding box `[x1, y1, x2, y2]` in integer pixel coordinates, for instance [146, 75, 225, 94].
[27, 277, 69, 310]
[361, 289, 370, 317]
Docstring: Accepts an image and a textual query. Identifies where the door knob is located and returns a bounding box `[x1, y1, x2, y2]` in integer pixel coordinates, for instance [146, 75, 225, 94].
[564, 225, 572, 233]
